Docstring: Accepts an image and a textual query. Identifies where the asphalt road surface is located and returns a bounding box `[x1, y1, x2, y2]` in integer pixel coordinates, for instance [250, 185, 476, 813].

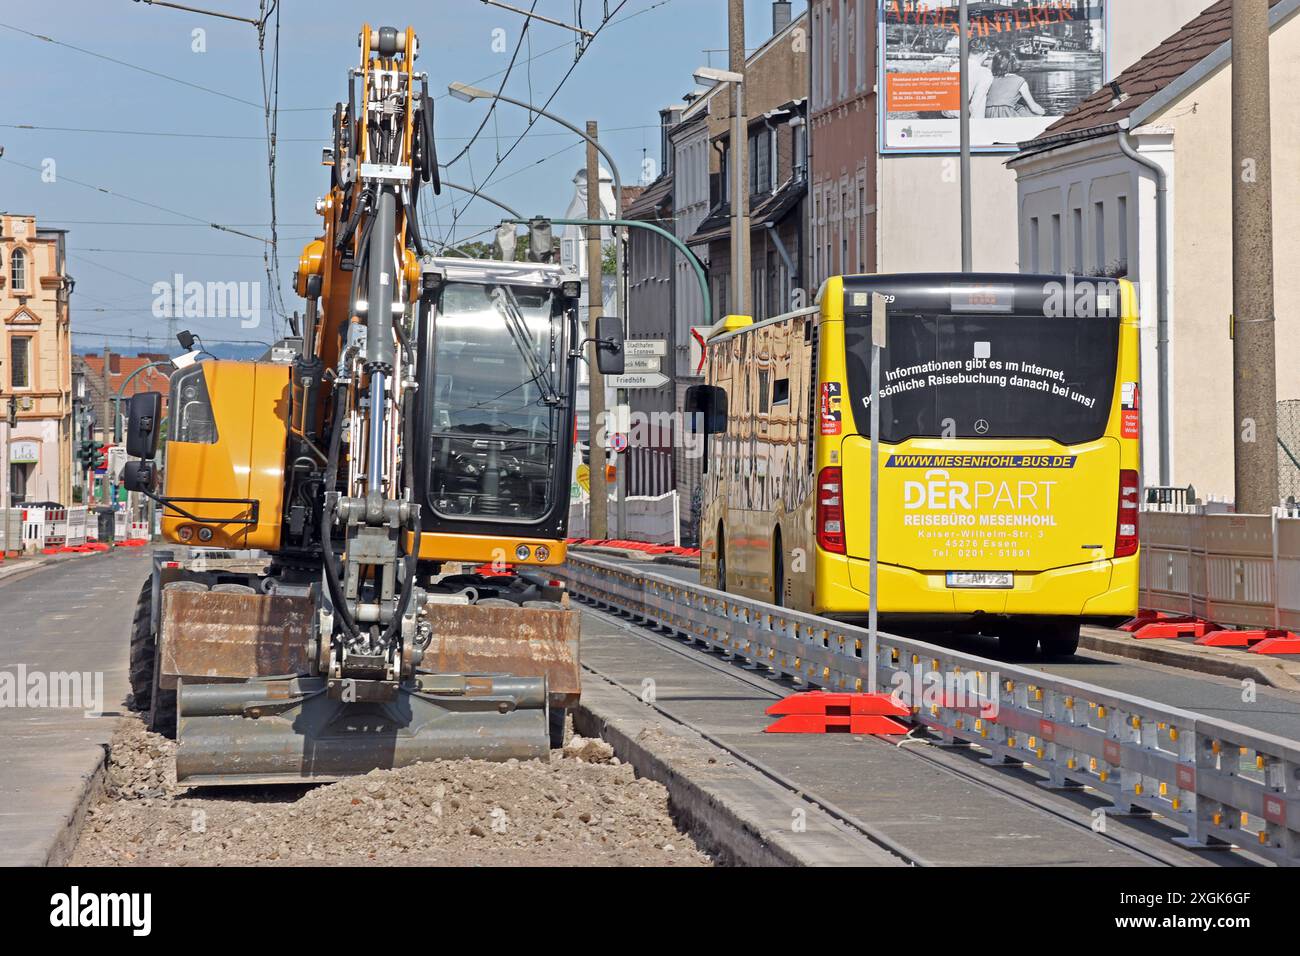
[0, 547, 151, 864]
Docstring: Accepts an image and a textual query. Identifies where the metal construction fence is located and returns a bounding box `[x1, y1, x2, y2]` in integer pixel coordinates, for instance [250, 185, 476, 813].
[562, 554, 1300, 865]
[568, 491, 682, 546]
[0, 505, 150, 552]
[1139, 509, 1299, 633]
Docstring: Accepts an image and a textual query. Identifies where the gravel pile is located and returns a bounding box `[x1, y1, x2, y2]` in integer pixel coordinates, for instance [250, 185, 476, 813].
[72, 716, 712, 867]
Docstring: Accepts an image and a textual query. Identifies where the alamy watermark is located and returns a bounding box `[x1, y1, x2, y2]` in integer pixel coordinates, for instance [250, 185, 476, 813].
[0, 664, 103, 716]
[152, 272, 261, 329]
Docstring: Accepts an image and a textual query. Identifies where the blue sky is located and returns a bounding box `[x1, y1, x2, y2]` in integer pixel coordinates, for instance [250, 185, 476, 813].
[0, 0, 807, 349]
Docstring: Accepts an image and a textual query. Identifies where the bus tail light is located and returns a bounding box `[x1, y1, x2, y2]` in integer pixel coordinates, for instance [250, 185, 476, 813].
[817, 467, 846, 555]
[1115, 469, 1139, 558]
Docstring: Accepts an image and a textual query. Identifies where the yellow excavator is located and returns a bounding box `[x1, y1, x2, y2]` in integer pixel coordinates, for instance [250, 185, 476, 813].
[121, 24, 623, 785]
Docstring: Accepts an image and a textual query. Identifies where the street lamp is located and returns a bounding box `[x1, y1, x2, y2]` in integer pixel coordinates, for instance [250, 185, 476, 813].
[446, 81, 625, 326]
[694, 66, 748, 316]
[448, 80, 631, 536]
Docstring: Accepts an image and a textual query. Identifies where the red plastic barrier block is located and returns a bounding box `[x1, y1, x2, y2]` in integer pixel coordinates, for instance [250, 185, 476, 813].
[1248, 632, 1300, 656]
[765, 691, 911, 735]
[1132, 619, 1215, 640]
[1195, 629, 1272, 648]
[1119, 611, 1197, 633]
[765, 713, 911, 734]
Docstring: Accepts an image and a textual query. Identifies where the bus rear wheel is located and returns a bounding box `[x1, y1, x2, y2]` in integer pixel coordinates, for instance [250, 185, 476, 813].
[998, 625, 1039, 660]
[1038, 620, 1081, 659]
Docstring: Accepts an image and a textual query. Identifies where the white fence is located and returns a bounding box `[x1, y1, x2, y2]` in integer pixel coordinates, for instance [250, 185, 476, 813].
[0, 505, 151, 552]
[568, 490, 681, 546]
[1139, 509, 1300, 632]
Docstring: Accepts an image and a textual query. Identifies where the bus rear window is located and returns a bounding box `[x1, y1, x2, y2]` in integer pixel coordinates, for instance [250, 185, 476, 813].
[843, 312, 1120, 445]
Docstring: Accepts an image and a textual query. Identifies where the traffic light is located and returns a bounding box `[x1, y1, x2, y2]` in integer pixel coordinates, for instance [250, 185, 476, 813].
[77, 439, 97, 469]
[92, 445, 107, 471]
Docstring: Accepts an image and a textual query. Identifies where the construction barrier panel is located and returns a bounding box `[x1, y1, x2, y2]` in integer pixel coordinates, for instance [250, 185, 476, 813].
[568, 491, 681, 546]
[66, 507, 89, 547]
[1139, 510, 1299, 633]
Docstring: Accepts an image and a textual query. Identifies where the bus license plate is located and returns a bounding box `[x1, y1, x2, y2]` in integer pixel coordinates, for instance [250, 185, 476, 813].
[946, 571, 1013, 589]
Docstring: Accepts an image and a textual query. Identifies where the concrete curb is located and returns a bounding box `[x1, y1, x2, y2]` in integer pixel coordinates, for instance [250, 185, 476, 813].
[573, 671, 903, 867]
[42, 746, 108, 867]
[0, 547, 114, 583]
[1081, 627, 1300, 692]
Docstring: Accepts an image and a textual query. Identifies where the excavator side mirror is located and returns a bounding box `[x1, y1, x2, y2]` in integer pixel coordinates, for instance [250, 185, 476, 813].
[125, 391, 164, 460]
[594, 315, 624, 376]
[122, 460, 155, 494]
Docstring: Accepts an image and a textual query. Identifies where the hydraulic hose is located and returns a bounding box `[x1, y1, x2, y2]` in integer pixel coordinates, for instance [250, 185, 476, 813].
[321, 384, 360, 640]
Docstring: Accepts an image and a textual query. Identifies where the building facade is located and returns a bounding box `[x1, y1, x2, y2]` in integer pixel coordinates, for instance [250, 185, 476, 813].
[808, 0, 1209, 286]
[1, 214, 74, 506]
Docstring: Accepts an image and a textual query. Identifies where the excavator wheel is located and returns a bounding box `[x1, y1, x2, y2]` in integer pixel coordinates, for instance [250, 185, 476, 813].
[127, 578, 153, 711]
[127, 577, 178, 738]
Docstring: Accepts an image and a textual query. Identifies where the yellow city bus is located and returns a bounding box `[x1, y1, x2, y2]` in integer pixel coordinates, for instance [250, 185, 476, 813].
[688, 273, 1142, 658]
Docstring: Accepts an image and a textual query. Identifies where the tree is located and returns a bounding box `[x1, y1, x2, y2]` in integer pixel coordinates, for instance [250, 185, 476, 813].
[602, 241, 617, 275]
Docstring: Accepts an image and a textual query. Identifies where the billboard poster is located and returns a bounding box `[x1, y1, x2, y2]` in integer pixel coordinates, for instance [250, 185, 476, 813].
[880, 1, 1108, 153]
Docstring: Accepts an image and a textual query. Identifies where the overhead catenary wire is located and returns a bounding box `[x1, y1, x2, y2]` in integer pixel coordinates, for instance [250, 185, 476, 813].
[0, 155, 271, 243]
[0, 122, 658, 142]
[441, 0, 539, 168]
[258, 0, 287, 338]
[440, 0, 631, 246]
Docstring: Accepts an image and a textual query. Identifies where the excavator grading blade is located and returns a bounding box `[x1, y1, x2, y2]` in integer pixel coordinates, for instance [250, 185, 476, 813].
[159, 588, 573, 786]
[174, 675, 549, 786]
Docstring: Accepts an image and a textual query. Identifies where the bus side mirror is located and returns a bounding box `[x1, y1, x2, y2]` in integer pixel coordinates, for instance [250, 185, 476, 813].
[685, 385, 728, 434]
[125, 391, 164, 461]
[122, 460, 155, 494]
[595, 315, 624, 376]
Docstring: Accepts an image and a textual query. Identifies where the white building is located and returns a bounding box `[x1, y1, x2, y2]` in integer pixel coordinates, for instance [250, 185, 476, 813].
[1009, 0, 1300, 502]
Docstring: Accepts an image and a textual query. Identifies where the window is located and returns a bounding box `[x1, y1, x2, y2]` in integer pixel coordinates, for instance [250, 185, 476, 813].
[427, 282, 566, 521]
[855, 0, 867, 91]
[1072, 208, 1084, 274]
[170, 364, 218, 443]
[1050, 214, 1062, 272]
[10, 248, 26, 292]
[9, 336, 31, 389]
[1116, 196, 1129, 275]
[1029, 218, 1041, 272]
[837, 0, 849, 99]
[1094, 200, 1106, 273]
[749, 129, 772, 195]
[844, 310, 1120, 446]
[773, 377, 790, 405]
[720, 142, 730, 203]
[857, 181, 867, 273]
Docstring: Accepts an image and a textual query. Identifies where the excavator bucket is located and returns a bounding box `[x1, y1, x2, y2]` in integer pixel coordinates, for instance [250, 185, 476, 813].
[159, 587, 574, 786]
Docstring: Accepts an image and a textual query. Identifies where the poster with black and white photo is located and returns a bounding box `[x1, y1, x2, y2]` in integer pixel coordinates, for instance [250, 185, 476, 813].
[879, 0, 1108, 153]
